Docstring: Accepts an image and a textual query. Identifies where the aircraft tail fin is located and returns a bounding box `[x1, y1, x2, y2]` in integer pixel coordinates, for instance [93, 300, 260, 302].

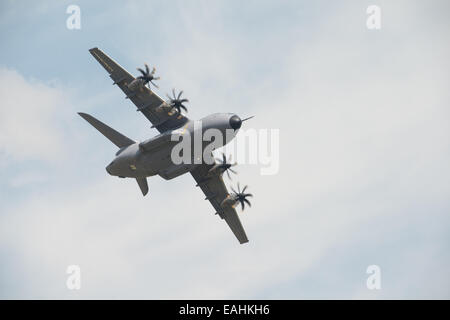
[78, 112, 135, 148]
[136, 177, 149, 196]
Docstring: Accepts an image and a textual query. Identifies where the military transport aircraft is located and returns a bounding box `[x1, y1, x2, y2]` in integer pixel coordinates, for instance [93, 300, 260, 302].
[79, 48, 253, 244]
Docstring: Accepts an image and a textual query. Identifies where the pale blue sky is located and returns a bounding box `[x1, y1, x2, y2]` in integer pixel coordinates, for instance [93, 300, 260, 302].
[0, 0, 449, 299]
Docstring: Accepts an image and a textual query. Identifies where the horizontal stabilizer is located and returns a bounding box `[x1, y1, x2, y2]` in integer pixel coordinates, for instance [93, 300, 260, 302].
[78, 112, 135, 148]
[136, 177, 149, 196]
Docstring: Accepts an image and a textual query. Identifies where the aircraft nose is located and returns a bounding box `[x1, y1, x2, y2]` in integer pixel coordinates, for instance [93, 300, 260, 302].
[229, 115, 242, 130]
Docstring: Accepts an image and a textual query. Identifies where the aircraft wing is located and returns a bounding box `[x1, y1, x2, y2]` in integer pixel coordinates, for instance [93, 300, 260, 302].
[89, 47, 188, 133]
[191, 164, 249, 244]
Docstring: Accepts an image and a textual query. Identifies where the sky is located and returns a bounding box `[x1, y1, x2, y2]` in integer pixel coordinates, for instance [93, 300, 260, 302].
[0, 0, 449, 299]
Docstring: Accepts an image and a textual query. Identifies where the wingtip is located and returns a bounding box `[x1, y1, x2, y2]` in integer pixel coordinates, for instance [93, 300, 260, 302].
[89, 47, 98, 52]
[78, 112, 94, 122]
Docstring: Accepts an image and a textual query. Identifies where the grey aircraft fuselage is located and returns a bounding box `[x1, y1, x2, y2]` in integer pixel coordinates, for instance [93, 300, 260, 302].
[106, 113, 242, 180]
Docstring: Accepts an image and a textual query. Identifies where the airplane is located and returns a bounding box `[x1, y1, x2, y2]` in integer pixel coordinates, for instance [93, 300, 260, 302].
[79, 48, 253, 244]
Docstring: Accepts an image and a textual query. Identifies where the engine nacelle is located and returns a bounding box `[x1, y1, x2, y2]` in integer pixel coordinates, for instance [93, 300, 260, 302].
[221, 195, 237, 208]
[128, 78, 145, 91]
[207, 164, 223, 176]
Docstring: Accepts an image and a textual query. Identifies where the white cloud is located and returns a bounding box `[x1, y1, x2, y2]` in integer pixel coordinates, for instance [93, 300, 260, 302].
[8, 171, 48, 188]
[0, 68, 68, 163]
[1, 0, 449, 299]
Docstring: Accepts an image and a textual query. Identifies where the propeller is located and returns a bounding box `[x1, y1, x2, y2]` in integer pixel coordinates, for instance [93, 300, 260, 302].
[137, 64, 160, 89]
[231, 183, 253, 211]
[216, 153, 237, 179]
[166, 88, 189, 114]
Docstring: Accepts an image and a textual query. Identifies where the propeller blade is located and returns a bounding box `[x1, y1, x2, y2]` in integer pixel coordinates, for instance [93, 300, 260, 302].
[137, 68, 146, 76]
